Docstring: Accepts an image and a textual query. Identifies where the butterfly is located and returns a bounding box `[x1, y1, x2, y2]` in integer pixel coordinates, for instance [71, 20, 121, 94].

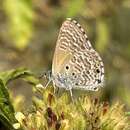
[44, 18, 104, 98]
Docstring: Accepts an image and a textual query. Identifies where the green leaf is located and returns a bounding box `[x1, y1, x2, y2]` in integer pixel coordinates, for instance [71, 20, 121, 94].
[0, 68, 39, 86]
[0, 79, 15, 120]
[0, 113, 15, 130]
[0, 79, 19, 130]
[0, 68, 39, 129]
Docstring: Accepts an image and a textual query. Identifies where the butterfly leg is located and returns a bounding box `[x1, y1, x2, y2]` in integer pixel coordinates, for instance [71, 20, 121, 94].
[44, 79, 52, 88]
[69, 89, 74, 102]
[55, 87, 59, 94]
[53, 82, 56, 93]
[39, 70, 52, 89]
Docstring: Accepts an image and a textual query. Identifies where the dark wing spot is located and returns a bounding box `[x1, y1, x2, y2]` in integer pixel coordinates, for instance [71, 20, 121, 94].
[74, 75, 77, 78]
[72, 72, 77, 78]
[97, 79, 101, 83]
[86, 71, 90, 74]
[65, 66, 69, 70]
[96, 69, 100, 73]
[93, 87, 98, 91]
[72, 72, 75, 76]
[86, 37, 89, 41]
[75, 83, 78, 85]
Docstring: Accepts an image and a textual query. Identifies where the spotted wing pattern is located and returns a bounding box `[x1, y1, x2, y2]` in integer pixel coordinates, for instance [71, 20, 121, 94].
[52, 18, 104, 91]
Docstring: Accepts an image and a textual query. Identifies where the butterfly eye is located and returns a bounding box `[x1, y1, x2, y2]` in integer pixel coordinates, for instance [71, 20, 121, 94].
[96, 69, 100, 73]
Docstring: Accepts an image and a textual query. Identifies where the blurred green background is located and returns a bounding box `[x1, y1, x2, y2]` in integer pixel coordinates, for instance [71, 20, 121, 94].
[0, 0, 130, 109]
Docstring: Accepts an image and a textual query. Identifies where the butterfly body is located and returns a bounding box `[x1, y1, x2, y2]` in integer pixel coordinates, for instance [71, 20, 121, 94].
[52, 18, 104, 93]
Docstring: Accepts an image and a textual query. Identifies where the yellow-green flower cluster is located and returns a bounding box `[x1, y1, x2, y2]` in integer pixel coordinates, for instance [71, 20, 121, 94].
[13, 86, 130, 130]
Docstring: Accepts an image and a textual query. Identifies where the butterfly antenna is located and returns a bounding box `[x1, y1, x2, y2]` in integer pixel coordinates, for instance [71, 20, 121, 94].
[38, 70, 52, 89]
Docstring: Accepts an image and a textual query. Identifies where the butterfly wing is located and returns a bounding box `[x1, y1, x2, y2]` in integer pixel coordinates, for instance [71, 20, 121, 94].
[71, 49, 104, 91]
[52, 18, 104, 90]
[52, 18, 91, 74]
